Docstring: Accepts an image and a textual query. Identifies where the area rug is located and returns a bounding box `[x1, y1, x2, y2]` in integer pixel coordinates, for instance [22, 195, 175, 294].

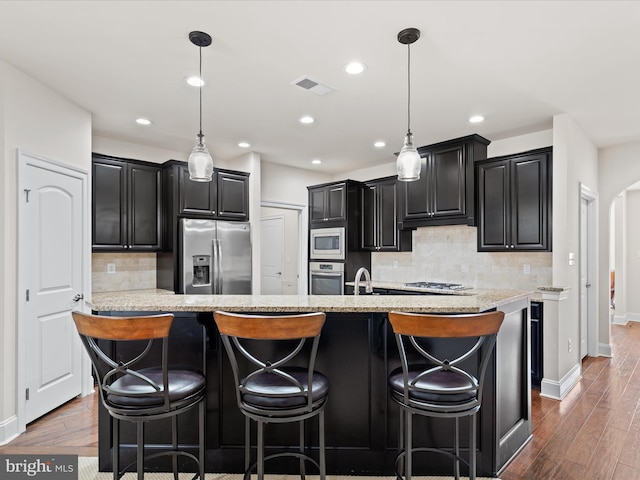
[79, 457, 499, 480]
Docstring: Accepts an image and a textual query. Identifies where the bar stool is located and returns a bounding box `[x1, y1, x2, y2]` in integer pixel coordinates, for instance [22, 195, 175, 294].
[213, 311, 328, 480]
[72, 312, 206, 480]
[387, 310, 505, 480]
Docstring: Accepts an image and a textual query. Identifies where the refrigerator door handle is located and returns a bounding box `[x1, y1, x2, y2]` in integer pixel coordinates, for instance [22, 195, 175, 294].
[212, 239, 218, 294]
[213, 238, 222, 294]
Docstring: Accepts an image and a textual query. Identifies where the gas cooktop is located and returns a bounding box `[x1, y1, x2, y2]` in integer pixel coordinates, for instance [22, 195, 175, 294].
[404, 281, 467, 291]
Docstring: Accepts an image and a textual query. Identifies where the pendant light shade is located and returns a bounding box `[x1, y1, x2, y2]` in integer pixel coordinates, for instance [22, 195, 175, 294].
[187, 31, 214, 182]
[396, 28, 421, 182]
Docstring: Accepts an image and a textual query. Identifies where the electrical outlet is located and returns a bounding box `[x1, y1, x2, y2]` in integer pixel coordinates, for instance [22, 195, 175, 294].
[568, 338, 572, 353]
[523, 264, 531, 275]
[107, 263, 116, 274]
[392, 260, 398, 268]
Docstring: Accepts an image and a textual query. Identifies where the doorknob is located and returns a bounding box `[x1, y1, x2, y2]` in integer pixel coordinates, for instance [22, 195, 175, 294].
[72, 293, 84, 302]
[276, 272, 282, 276]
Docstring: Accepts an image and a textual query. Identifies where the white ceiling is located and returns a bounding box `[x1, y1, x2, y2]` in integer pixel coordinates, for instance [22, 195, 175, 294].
[1, 1, 639, 175]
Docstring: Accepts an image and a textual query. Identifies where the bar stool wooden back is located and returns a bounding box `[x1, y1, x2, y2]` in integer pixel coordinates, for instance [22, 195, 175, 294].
[213, 311, 328, 480]
[387, 310, 505, 480]
[72, 311, 206, 480]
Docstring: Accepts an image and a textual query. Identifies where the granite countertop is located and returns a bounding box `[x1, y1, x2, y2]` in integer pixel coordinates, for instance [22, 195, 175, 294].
[88, 288, 532, 314]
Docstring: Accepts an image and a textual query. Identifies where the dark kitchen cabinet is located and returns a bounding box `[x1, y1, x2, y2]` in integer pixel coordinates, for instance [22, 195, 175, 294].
[177, 165, 249, 220]
[476, 147, 552, 252]
[362, 177, 411, 252]
[308, 182, 348, 224]
[92, 154, 162, 251]
[400, 134, 490, 229]
[161, 161, 250, 252]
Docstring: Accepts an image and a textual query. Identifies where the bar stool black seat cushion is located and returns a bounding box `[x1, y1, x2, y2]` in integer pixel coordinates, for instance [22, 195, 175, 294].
[389, 366, 477, 404]
[241, 366, 329, 409]
[107, 367, 206, 407]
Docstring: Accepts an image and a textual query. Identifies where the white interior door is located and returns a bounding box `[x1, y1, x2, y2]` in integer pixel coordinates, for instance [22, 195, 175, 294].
[260, 216, 284, 294]
[21, 154, 85, 423]
[580, 198, 589, 359]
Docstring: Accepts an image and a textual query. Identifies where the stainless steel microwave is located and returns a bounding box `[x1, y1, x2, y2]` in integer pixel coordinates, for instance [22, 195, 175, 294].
[309, 227, 345, 260]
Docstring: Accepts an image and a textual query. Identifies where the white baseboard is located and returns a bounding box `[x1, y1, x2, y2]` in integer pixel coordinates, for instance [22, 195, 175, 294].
[0, 415, 19, 446]
[612, 314, 627, 325]
[598, 343, 612, 357]
[540, 363, 581, 400]
[627, 313, 640, 323]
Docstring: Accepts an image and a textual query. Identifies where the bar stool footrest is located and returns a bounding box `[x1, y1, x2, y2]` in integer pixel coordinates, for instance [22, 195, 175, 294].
[119, 450, 202, 480]
[394, 447, 471, 480]
[243, 452, 322, 480]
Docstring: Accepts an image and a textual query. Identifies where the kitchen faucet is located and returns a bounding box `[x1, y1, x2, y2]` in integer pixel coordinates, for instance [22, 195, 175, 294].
[354, 267, 373, 295]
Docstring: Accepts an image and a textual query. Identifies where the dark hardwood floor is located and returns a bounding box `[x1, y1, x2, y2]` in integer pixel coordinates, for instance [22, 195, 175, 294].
[1, 323, 639, 479]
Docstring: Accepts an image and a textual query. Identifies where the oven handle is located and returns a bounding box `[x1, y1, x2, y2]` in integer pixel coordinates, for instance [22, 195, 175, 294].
[310, 271, 344, 277]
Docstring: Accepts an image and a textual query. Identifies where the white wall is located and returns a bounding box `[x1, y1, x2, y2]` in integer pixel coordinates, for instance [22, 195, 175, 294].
[93, 136, 186, 164]
[0, 60, 92, 443]
[626, 190, 640, 317]
[261, 161, 332, 206]
[551, 114, 599, 376]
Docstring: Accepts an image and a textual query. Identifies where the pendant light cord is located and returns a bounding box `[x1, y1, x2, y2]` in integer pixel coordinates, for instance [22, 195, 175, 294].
[407, 41, 411, 136]
[198, 45, 203, 141]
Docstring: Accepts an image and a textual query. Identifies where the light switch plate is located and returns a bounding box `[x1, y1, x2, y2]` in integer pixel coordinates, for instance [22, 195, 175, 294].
[107, 263, 116, 274]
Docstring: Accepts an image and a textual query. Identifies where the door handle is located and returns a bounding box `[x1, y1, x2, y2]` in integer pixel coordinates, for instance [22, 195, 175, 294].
[72, 293, 84, 302]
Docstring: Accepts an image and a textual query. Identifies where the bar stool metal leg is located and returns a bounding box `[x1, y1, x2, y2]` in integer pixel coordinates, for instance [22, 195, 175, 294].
[319, 410, 326, 480]
[172, 416, 178, 480]
[299, 420, 306, 480]
[136, 422, 144, 480]
[112, 417, 119, 480]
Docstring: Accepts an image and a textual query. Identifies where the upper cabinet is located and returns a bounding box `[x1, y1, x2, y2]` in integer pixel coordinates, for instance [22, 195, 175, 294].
[161, 161, 250, 251]
[361, 177, 412, 252]
[400, 134, 490, 229]
[92, 154, 162, 251]
[476, 147, 552, 252]
[309, 182, 348, 224]
[177, 165, 249, 220]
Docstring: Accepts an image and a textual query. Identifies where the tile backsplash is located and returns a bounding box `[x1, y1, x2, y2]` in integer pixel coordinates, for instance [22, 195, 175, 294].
[372, 225, 552, 290]
[92, 252, 157, 292]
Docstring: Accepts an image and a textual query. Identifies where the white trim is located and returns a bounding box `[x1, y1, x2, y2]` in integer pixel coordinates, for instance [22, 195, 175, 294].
[540, 363, 581, 400]
[612, 314, 628, 325]
[626, 312, 640, 322]
[0, 415, 19, 446]
[579, 183, 599, 357]
[16, 150, 92, 434]
[260, 200, 307, 295]
[597, 343, 612, 357]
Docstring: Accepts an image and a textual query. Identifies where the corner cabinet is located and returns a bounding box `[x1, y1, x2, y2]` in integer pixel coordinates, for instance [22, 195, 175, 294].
[362, 177, 412, 252]
[92, 154, 162, 251]
[400, 134, 490, 228]
[476, 147, 552, 252]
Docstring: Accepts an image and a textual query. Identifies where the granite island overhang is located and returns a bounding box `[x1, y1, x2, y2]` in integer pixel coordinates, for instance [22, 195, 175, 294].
[87, 289, 532, 477]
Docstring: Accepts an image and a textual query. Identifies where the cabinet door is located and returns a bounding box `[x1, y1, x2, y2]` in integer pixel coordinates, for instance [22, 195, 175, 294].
[361, 183, 377, 250]
[377, 179, 400, 250]
[326, 183, 346, 221]
[511, 154, 549, 250]
[216, 171, 249, 220]
[477, 159, 510, 250]
[128, 163, 162, 250]
[402, 154, 430, 220]
[179, 165, 216, 216]
[309, 187, 327, 223]
[92, 159, 127, 250]
[430, 144, 466, 218]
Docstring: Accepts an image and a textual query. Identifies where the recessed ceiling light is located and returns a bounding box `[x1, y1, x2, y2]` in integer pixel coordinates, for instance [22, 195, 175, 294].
[186, 75, 204, 87]
[469, 115, 485, 123]
[299, 115, 315, 124]
[238, 141, 251, 148]
[374, 141, 386, 148]
[135, 118, 152, 125]
[344, 62, 366, 75]
[311, 159, 322, 165]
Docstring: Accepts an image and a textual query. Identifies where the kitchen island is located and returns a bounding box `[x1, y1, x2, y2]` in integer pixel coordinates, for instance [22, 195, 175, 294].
[89, 289, 532, 477]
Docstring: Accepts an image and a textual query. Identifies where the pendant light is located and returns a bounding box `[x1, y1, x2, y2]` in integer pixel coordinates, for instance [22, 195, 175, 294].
[188, 31, 214, 182]
[396, 28, 421, 182]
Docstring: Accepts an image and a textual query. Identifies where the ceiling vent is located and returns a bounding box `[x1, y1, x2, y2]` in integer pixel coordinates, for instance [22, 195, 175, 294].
[291, 76, 335, 96]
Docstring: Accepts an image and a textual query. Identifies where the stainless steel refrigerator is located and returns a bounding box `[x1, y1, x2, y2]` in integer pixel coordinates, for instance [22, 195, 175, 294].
[178, 218, 252, 294]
